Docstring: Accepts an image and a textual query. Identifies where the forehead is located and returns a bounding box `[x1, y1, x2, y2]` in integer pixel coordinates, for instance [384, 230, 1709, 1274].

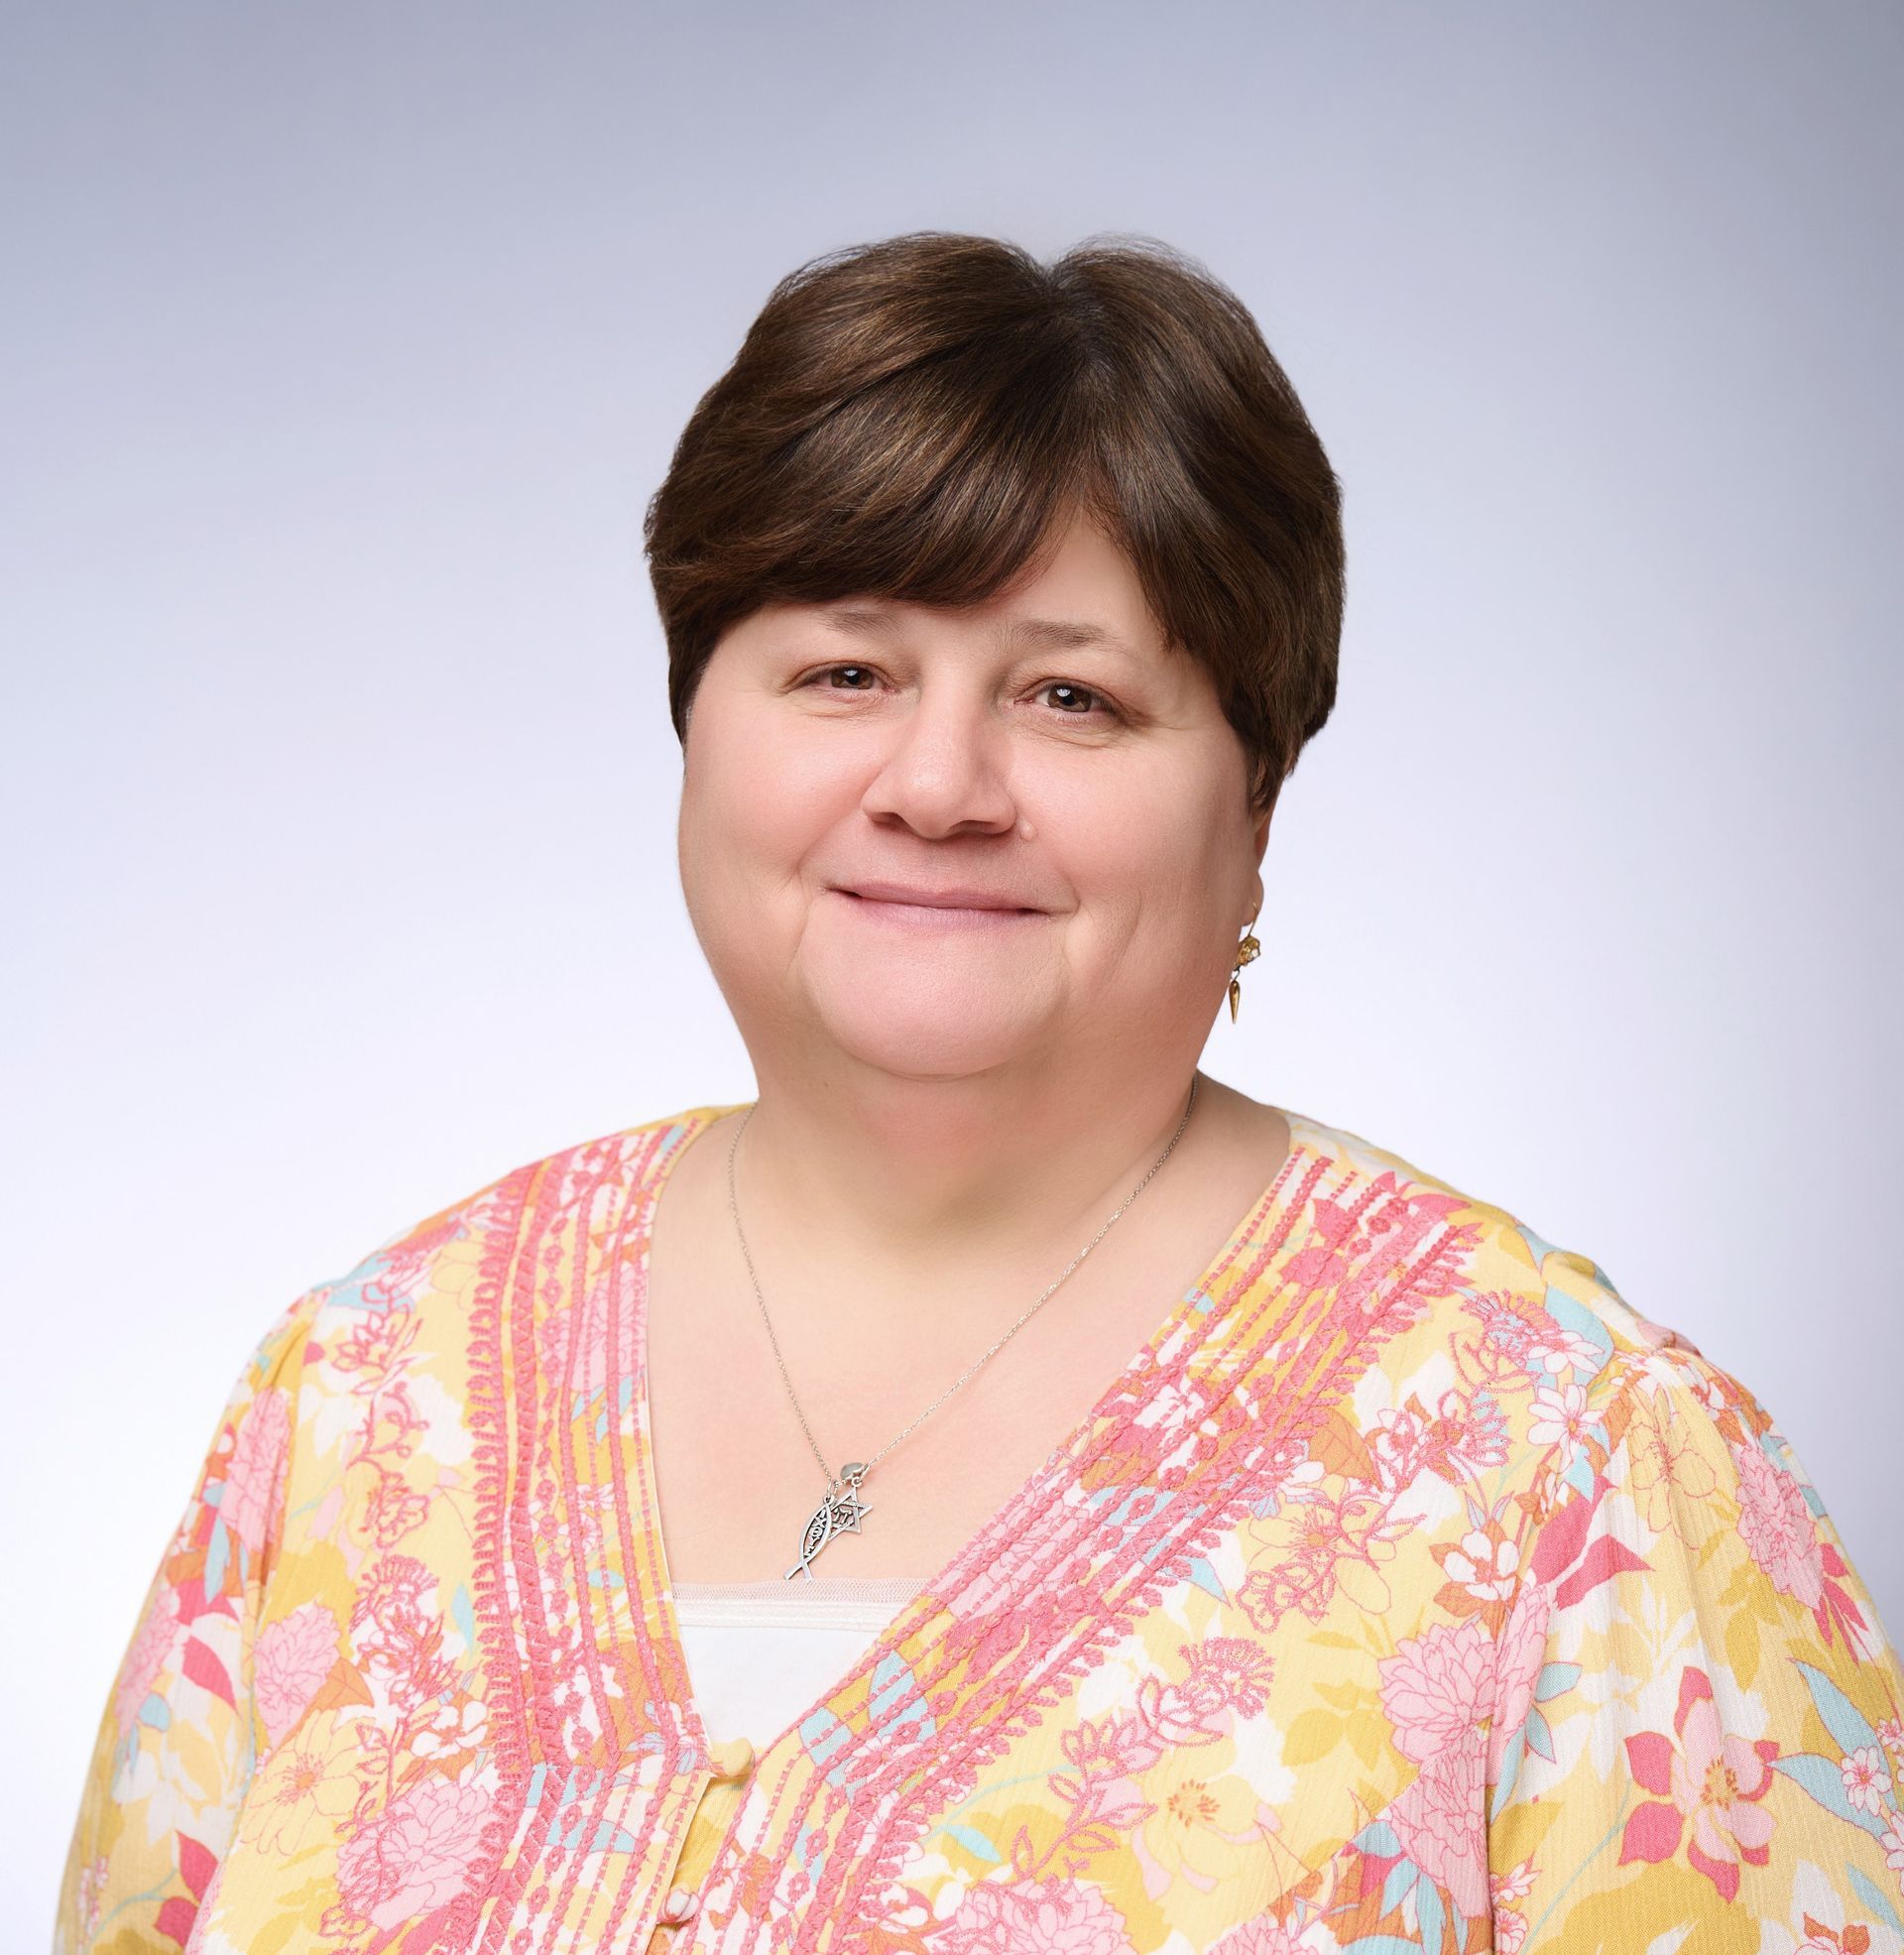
[803, 510, 1167, 666]
[814, 601, 1148, 666]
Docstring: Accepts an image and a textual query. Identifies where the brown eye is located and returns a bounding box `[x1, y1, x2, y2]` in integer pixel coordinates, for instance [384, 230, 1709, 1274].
[1038, 680, 1118, 720]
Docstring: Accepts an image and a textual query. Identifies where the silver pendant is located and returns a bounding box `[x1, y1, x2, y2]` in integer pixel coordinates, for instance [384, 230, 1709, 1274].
[784, 1462, 872, 1580]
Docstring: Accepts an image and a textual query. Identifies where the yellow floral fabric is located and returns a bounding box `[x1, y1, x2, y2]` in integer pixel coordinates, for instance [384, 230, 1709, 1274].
[55, 1102, 1904, 1953]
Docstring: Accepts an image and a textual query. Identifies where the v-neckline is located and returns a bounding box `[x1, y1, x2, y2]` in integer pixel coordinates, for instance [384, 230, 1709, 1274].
[623, 1094, 1334, 1774]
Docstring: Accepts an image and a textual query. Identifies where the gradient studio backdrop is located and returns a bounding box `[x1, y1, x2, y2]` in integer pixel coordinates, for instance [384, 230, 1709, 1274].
[4, 3, 1899, 1918]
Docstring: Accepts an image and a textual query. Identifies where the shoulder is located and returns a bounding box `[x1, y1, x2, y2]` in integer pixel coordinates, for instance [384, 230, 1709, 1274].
[1283, 1102, 1702, 1384]
[299, 1101, 743, 1324]
[246, 1103, 740, 1493]
[1281, 1103, 1821, 1556]
[1287, 1104, 1898, 1655]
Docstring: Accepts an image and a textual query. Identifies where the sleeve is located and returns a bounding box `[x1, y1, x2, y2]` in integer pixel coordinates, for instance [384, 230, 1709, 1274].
[54, 1286, 321, 1955]
[1485, 1346, 1904, 1954]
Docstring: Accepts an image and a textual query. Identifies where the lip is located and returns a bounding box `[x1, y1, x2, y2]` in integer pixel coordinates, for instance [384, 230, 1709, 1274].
[833, 880, 1044, 913]
[827, 884, 1048, 931]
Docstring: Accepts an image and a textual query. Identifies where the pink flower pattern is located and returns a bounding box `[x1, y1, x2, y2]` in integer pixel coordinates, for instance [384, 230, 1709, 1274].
[1376, 1618, 1494, 1765]
[111, 1582, 180, 1742]
[1734, 1438, 1828, 1610]
[1619, 1664, 1779, 1901]
[221, 1385, 291, 1556]
[333, 1772, 495, 1930]
[928, 1874, 1137, 1955]
[254, 1600, 340, 1748]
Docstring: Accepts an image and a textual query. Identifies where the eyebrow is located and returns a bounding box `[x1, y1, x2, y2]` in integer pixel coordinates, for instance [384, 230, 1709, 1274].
[815, 603, 1141, 662]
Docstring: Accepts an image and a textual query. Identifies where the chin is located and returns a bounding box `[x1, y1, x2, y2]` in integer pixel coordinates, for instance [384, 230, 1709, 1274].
[806, 983, 1048, 1080]
[826, 1021, 1036, 1081]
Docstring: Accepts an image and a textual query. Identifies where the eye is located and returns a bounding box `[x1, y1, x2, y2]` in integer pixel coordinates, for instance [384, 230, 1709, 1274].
[1034, 678, 1120, 721]
[803, 664, 882, 693]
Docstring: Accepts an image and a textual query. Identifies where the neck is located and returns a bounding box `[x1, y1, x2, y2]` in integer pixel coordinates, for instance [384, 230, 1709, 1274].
[718, 1055, 1225, 1316]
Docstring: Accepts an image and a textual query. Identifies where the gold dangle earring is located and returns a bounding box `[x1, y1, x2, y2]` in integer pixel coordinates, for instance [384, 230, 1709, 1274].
[1228, 910, 1261, 1024]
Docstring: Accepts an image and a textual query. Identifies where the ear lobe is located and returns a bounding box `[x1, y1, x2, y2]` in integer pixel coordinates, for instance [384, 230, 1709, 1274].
[1250, 771, 1281, 863]
[1252, 802, 1274, 865]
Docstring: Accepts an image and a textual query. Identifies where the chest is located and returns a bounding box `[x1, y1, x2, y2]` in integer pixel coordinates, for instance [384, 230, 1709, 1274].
[640, 1161, 1280, 1587]
[643, 1274, 1153, 1588]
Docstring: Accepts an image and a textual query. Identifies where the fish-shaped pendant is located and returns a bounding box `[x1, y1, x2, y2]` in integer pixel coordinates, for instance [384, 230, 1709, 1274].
[784, 1462, 873, 1580]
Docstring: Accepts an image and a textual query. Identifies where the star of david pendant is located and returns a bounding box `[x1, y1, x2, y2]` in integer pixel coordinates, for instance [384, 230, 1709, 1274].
[784, 1461, 873, 1580]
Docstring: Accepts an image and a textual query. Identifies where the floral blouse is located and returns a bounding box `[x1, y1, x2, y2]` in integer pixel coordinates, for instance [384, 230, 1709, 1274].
[56, 1101, 1904, 1954]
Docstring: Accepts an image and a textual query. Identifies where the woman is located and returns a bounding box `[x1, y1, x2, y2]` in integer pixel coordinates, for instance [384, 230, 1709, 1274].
[58, 231, 1903, 1955]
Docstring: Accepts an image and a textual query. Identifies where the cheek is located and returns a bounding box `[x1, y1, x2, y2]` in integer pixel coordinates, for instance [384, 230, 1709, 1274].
[1046, 777, 1237, 932]
[680, 721, 843, 903]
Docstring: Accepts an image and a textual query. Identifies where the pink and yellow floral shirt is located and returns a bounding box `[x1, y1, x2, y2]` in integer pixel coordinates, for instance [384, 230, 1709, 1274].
[56, 1102, 1904, 1953]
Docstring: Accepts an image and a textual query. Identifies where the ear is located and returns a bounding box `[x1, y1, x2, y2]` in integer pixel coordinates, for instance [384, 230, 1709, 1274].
[1250, 781, 1279, 870]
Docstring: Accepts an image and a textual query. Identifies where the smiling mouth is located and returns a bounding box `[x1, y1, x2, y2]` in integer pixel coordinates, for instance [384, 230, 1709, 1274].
[831, 889, 1045, 926]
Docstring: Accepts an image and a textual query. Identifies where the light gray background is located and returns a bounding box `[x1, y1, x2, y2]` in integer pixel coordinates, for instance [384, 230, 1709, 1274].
[5, 2, 1898, 1919]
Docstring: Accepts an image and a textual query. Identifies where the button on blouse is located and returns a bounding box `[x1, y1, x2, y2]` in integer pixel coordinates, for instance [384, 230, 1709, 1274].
[707, 1735, 756, 1782]
[667, 1735, 758, 1905]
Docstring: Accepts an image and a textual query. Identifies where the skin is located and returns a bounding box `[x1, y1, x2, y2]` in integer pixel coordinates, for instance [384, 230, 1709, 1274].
[646, 501, 1294, 1582]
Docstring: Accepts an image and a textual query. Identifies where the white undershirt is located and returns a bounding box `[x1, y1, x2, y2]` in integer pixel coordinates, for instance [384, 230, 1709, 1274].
[672, 1575, 927, 1744]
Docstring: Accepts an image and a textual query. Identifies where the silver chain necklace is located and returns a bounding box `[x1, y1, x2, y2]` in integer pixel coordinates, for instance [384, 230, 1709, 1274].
[724, 1073, 1201, 1579]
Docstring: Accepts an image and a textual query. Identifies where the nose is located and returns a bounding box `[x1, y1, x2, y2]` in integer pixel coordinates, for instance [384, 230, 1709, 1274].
[856, 681, 1021, 840]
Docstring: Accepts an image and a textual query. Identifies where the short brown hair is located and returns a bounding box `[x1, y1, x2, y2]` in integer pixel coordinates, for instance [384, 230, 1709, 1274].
[643, 230, 1343, 812]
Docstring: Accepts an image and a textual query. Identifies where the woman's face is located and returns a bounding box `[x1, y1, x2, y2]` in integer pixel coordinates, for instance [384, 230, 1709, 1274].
[677, 504, 1272, 1090]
